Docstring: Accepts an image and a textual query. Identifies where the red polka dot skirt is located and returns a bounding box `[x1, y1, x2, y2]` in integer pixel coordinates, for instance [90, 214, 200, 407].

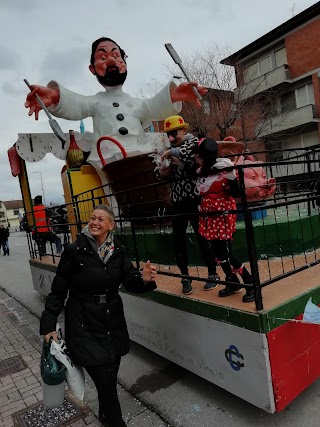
[199, 196, 236, 240]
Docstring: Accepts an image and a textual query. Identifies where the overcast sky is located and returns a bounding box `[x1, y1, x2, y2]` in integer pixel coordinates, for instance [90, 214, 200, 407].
[0, 0, 317, 205]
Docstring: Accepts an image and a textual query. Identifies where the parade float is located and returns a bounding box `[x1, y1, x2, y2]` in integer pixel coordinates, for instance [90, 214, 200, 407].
[7, 37, 320, 413]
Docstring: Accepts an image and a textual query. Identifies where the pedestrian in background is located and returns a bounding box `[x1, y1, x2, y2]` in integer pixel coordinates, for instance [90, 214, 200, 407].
[32, 195, 63, 256]
[0, 224, 10, 256]
[32, 195, 50, 256]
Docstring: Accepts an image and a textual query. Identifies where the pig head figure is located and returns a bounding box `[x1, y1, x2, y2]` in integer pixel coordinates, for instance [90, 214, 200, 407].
[236, 154, 276, 202]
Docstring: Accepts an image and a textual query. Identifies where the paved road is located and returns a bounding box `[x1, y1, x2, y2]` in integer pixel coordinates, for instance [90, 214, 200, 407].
[1, 233, 320, 426]
[0, 232, 46, 316]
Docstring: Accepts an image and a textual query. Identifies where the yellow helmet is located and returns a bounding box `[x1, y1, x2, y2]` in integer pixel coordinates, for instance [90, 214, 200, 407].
[164, 115, 189, 132]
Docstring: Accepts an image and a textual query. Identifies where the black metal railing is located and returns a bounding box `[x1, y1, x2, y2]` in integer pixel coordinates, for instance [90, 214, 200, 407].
[24, 145, 320, 311]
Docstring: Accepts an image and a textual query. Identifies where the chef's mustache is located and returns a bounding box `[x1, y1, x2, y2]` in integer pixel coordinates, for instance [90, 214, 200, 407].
[96, 67, 127, 87]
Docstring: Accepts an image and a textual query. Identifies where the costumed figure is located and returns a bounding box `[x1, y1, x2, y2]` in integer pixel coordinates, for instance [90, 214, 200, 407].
[159, 116, 219, 295]
[193, 137, 255, 303]
[24, 38, 207, 194]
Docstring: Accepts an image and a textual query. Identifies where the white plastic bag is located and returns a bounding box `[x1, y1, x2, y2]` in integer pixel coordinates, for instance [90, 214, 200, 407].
[50, 324, 85, 401]
[196, 174, 224, 194]
[213, 157, 237, 180]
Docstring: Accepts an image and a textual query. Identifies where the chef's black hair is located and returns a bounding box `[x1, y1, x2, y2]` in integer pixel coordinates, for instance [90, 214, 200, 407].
[90, 37, 127, 65]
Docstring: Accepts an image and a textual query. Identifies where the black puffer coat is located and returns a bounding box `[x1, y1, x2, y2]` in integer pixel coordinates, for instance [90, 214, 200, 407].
[0, 227, 9, 242]
[40, 234, 156, 367]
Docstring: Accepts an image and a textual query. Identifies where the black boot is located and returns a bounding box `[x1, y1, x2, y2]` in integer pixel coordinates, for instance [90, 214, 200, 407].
[236, 265, 255, 302]
[218, 259, 241, 297]
[218, 274, 241, 297]
[181, 278, 193, 295]
[204, 274, 219, 291]
[243, 289, 255, 302]
[99, 412, 127, 427]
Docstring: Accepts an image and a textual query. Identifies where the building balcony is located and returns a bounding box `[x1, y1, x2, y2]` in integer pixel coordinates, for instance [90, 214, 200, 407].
[235, 64, 291, 102]
[255, 104, 319, 137]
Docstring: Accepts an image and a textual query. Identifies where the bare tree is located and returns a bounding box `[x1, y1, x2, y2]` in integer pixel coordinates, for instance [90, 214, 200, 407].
[167, 44, 241, 140]
[166, 44, 293, 145]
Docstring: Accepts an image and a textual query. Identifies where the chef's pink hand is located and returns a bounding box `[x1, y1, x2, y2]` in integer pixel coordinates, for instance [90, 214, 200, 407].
[170, 82, 208, 109]
[24, 85, 60, 120]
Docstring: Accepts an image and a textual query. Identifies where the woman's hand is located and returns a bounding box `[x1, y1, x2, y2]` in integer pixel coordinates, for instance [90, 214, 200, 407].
[142, 260, 157, 282]
[44, 332, 58, 343]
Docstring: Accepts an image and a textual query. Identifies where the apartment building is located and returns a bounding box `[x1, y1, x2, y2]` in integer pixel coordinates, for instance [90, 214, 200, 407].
[2, 200, 24, 229]
[0, 201, 8, 226]
[221, 2, 320, 157]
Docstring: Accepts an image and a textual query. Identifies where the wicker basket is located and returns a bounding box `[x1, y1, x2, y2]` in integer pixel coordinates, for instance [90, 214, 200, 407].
[97, 136, 171, 226]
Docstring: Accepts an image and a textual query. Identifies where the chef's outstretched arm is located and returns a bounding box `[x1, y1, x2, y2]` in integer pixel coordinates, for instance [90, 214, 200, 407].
[24, 85, 60, 120]
[170, 82, 208, 109]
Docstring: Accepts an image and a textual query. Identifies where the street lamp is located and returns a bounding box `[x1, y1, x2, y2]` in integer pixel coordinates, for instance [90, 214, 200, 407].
[32, 171, 46, 206]
[152, 77, 158, 93]
[146, 82, 152, 97]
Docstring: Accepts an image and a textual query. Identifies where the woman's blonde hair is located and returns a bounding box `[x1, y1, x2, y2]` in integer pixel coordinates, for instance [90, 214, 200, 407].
[93, 204, 115, 221]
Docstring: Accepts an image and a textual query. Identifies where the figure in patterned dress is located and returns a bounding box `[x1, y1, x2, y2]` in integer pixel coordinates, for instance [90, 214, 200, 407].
[194, 137, 255, 303]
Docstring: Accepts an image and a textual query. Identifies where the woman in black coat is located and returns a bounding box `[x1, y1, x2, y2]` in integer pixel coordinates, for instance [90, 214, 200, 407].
[40, 205, 157, 427]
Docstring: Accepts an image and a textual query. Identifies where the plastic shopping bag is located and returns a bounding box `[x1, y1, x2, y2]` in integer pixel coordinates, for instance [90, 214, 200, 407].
[50, 324, 85, 401]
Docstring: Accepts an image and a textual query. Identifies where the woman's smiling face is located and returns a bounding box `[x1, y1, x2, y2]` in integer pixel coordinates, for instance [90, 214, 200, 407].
[88, 209, 115, 242]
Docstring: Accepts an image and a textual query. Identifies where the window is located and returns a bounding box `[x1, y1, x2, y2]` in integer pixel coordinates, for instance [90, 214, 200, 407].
[263, 100, 277, 117]
[274, 47, 287, 67]
[243, 63, 258, 83]
[280, 91, 296, 113]
[296, 86, 307, 108]
[307, 84, 315, 105]
[243, 47, 288, 84]
[243, 55, 272, 83]
[280, 83, 315, 113]
[296, 84, 315, 107]
[259, 56, 272, 75]
[265, 141, 284, 162]
[13, 209, 19, 216]
[301, 130, 319, 148]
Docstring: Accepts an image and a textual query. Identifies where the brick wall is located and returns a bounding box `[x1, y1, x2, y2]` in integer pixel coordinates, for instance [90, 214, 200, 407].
[286, 18, 320, 79]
